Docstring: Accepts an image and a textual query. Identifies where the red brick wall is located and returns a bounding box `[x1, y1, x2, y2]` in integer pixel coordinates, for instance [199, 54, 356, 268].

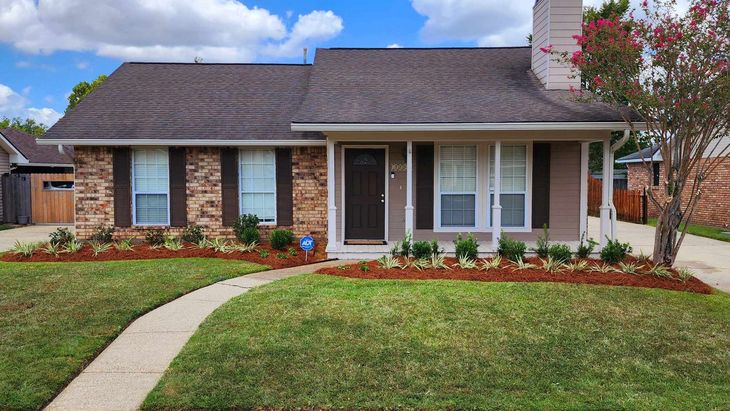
[627, 159, 730, 229]
[74, 146, 327, 240]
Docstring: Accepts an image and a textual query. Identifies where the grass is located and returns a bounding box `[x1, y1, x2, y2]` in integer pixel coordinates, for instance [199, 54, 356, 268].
[145, 275, 730, 410]
[648, 217, 730, 243]
[0, 224, 15, 231]
[0, 258, 266, 410]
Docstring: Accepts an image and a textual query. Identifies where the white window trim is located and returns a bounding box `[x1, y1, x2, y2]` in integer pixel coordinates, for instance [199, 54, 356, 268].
[238, 148, 277, 226]
[434, 141, 532, 233]
[487, 143, 533, 232]
[131, 148, 171, 227]
[435, 144, 479, 230]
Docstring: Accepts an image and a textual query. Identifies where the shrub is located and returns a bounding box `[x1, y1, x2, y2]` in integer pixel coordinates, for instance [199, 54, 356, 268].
[600, 238, 632, 264]
[114, 239, 134, 251]
[181, 225, 205, 244]
[49, 227, 75, 246]
[241, 227, 260, 245]
[498, 234, 526, 262]
[63, 239, 83, 254]
[276, 252, 288, 259]
[269, 229, 294, 250]
[233, 214, 259, 242]
[454, 233, 479, 260]
[11, 241, 43, 257]
[532, 225, 550, 258]
[90, 225, 114, 243]
[548, 244, 572, 263]
[575, 233, 598, 259]
[258, 249, 269, 258]
[89, 241, 111, 256]
[430, 239, 443, 257]
[392, 231, 413, 258]
[145, 229, 167, 246]
[411, 240, 432, 260]
[288, 247, 298, 256]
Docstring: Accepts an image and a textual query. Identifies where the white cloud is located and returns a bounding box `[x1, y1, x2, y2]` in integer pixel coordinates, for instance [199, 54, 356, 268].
[75, 60, 89, 70]
[0, 0, 343, 62]
[0, 83, 63, 125]
[387, 43, 403, 48]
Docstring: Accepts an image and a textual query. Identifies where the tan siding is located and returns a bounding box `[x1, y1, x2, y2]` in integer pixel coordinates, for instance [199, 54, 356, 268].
[532, 0, 582, 90]
[549, 142, 581, 240]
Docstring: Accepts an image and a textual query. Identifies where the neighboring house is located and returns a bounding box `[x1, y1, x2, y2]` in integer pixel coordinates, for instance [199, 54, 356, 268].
[618, 137, 730, 229]
[0, 127, 75, 224]
[40, 0, 640, 257]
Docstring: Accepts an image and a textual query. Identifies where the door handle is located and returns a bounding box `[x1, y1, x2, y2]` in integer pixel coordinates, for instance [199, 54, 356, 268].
[380, 199, 385, 203]
[381, 193, 385, 197]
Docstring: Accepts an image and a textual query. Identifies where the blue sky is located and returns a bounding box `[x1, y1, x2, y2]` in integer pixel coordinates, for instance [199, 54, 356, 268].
[0, 0, 625, 127]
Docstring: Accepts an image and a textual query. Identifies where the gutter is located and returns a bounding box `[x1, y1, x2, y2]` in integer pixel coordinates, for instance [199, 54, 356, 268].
[608, 129, 632, 239]
[291, 121, 648, 132]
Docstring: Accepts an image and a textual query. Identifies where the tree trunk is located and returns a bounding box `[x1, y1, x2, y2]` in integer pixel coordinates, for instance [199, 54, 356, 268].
[652, 195, 682, 265]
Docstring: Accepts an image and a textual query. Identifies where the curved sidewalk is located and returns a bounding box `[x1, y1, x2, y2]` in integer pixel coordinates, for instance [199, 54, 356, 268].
[46, 260, 345, 411]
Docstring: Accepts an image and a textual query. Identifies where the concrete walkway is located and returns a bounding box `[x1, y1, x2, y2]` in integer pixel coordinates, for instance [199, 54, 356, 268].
[45, 260, 346, 411]
[588, 217, 730, 292]
[0, 224, 74, 251]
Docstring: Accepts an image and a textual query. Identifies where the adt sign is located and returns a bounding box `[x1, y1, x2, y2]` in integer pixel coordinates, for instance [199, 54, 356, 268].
[300, 236, 315, 252]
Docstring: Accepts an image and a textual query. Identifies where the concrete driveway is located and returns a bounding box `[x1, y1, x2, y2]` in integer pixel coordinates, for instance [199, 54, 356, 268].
[0, 225, 74, 251]
[588, 217, 730, 292]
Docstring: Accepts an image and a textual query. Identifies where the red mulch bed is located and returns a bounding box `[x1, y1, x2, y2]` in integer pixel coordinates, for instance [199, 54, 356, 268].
[0, 243, 326, 269]
[316, 257, 713, 294]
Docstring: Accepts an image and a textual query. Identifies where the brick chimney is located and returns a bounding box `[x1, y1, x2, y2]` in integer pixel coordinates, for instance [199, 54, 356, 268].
[531, 0, 582, 90]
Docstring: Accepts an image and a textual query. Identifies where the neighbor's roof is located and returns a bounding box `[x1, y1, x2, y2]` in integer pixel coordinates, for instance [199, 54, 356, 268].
[293, 47, 632, 125]
[0, 127, 73, 165]
[43, 63, 323, 142]
[616, 145, 660, 164]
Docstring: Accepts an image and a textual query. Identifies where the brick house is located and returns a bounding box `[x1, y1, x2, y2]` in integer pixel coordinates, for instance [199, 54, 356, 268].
[618, 138, 730, 229]
[40, 0, 643, 258]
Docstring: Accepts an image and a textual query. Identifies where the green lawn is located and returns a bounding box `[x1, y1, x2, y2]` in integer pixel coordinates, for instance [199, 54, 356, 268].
[0, 258, 266, 410]
[648, 217, 730, 243]
[146, 275, 730, 411]
[0, 224, 15, 231]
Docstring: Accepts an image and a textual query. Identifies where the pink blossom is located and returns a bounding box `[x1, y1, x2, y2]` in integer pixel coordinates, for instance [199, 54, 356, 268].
[539, 44, 554, 54]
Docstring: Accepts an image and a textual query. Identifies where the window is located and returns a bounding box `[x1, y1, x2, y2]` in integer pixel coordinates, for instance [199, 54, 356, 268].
[43, 181, 74, 190]
[652, 162, 660, 186]
[239, 149, 276, 223]
[439, 145, 477, 227]
[132, 149, 169, 225]
[490, 145, 528, 227]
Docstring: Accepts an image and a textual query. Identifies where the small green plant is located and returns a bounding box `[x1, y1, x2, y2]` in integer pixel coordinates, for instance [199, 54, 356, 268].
[479, 255, 502, 271]
[90, 225, 114, 243]
[635, 250, 652, 263]
[393, 231, 412, 258]
[618, 261, 643, 275]
[288, 247, 298, 256]
[377, 255, 403, 269]
[429, 254, 450, 270]
[10, 241, 42, 257]
[240, 227, 260, 245]
[548, 244, 572, 263]
[600, 237, 632, 264]
[63, 239, 83, 254]
[44, 242, 61, 256]
[196, 238, 210, 249]
[208, 238, 232, 253]
[498, 233, 526, 262]
[359, 263, 370, 272]
[575, 232, 597, 259]
[540, 257, 563, 273]
[233, 242, 258, 253]
[269, 229, 294, 250]
[590, 262, 617, 273]
[258, 249, 269, 258]
[430, 240, 443, 257]
[511, 258, 537, 271]
[409, 258, 431, 271]
[562, 259, 589, 272]
[233, 214, 260, 243]
[49, 227, 75, 246]
[276, 252, 288, 259]
[454, 233, 479, 260]
[145, 229, 166, 246]
[337, 264, 350, 270]
[648, 263, 673, 279]
[163, 236, 184, 251]
[89, 241, 111, 256]
[454, 256, 478, 269]
[181, 225, 206, 244]
[677, 266, 694, 283]
[532, 225, 550, 258]
[114, 239, 134, 251]
[411, 240, 432, 260]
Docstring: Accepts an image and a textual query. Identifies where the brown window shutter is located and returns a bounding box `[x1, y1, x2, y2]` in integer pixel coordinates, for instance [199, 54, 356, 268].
[532, 143, 551, 228]
[169, 147, 187, 227]
[415, 144, 434, 229]
[275, 148, 293, 226]
[112, 147, 132, 227]
[220, 148, 239, 226]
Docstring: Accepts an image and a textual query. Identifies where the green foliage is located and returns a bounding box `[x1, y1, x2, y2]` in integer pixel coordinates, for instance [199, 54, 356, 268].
[287, 247, 298, 256]
[208, 238, 232, 254]
[429, 255, 450, 270]
[233, 214, 260, 243]
[66, 74, 108, 112]
[677, 267, 694, 283]
[49, 227, 75, 246]
[359, 263, 370, 272]
[89, 241, 111, 256]
[10, 241, 42, 257]
[0, 116, 48, 136]
[90, 225, 114, 243]
[576, 233, 598, 259]
[562, 259, 589, 272]
[648, 263, 672, 279]
[233, 242, 258, 253]
[600, 238, 632, 264]
[430, 240, 443, 257]
[590, 262, 618, 273]
[392, 231, 413, 258]
[163, 237, 184, 251]
[454, 256, 478, 269]
[240, 227, 260, 245]
[540, 257, 563, 273]
[409, 259, 430, 271]
[511, 258, 537, 271]
[377, 255, 403, 269]
[181, 225, 205, 244]
[548, 244, 572, 263]
[63, 239, 83, 254]
[269, 229, 294, 250]
[276, 252, 288, 260]
[479, 256, 502, 271]
[43, 242, 61, 256]
[532, 225, 550, 258]
[497, 234, 526, 262]
[411, 241, 432, 260]
[114, 239, 134, 252]
[454, 233, 478, 260]
[258, 249, 269, 258]
[618, 261, 642, 275]
[145, 229, 166, 246]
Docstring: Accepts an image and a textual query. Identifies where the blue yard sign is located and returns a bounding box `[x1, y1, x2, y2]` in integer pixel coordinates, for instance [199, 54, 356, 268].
[300, 235, 315, 261]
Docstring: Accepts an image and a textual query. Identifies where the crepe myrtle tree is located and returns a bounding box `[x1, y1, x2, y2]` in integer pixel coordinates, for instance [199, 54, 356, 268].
[546, 0, 728, 265]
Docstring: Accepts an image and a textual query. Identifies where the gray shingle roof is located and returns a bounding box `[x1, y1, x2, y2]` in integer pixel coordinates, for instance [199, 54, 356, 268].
[293, 47, 630, 124]
[44, 63, 323, 142]
[616, 145, 660, 163]
[1, 128, 73, 164]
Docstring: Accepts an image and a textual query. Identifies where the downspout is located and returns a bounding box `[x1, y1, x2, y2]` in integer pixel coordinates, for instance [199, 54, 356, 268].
[608, 129, 632, 239]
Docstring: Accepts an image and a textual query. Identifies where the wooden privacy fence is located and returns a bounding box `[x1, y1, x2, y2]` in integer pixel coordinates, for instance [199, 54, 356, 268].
[2, 174, 32, 224]
[588, 176, 646, 224]
[30, 173, 75, 224]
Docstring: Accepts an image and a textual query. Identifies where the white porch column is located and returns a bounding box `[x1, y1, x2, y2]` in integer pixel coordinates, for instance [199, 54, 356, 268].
[326, 139, 337, 252]
[599, 138, 612, 247]
[492, 141, 502, 250]
[579, 142, 589, 241]
[405, 140, 414, 235]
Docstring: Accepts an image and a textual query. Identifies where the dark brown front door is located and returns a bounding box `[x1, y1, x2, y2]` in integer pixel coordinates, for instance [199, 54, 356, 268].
[345, 148, 386, 241]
